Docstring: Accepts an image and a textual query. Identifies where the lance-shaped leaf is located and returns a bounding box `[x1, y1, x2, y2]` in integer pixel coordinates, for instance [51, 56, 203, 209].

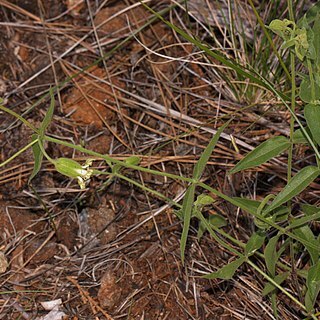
[28, 134, 42, 184]
[266, 166, 320, 214]
[245, 232, 266, 257]
[289, 210, 320, 229]
[305, 260, 320, 312]
[230, 136, 290, 174]
[180, 121, 230, 264]
[262, 272, 290, 297]
[264, 234, 281, 277]
[305, 104, 320, 146]
[203, 257, 246, 280]
[180, 184, 196, 265]
[193, 120, 231, 179]
[39, 88, 55, 138]
[293, 225, 319, 265]
[29, 88, 55, 183]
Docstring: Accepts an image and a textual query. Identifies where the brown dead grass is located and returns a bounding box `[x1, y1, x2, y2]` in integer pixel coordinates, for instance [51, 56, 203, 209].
[0, 0, 316, 319]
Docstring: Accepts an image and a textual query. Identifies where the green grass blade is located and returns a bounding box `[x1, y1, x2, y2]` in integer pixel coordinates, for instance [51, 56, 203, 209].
[266, 166, 320, 213]
[245, 232, 266, 256]
[264, 234, 281, 277]
[28, 134, 43, 183]
[140, 2, 273, 91]
[293, 225, 319, 265]
[305, 104, 320, 146]
[203, 256, 246, 280]
[262, 272, 290, 296]
[193, 120, 231, 179]
[180, 184, 196, 265]
[289, 211, 320, 229]
[229, 136, 291, 174]
[39, 88, 55, 138]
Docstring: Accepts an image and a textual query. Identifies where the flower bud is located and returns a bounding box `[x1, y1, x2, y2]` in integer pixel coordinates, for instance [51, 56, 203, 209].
[54, 158, 93, 189]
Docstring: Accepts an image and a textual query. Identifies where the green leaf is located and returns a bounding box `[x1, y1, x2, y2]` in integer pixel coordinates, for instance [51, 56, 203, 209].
[294, 28, 309, 61]
[245, 232, 265, 256]
[268, 19, 294, 40]
[180, 184, 196, 265]
[305, 260, 320, 312]
[262, 272, 290, 297]
[300, 80, 320, 104]
[298, 2, 320, 25]
[266, 166, 320, 213]
[301, 203, 320, 216]
[229, 136, 290, 174]
[226, 197, 320, 253]
[40, 88, 55, 138]
[28, 135, 43, 183]
[193, 120, 231, 180]
[313, 14, 320, 68]
[305, 104, 320, 146]
[293, 225, 319, 264]
[207, 214, 227, 228]
[125, 156, 141, 166]
[231, 198, 261, 214]
[232, 197, 289, 218]
[289, 211, 320, 229]
[181, 120, 230, 264]
[292, 127, 311, 144]
[195, 194, 214, 207]
[29, 88, 55, 183]
[197, 214, 227, 240]
[264, 234, 280, 277]
[203, 257, 246, 280]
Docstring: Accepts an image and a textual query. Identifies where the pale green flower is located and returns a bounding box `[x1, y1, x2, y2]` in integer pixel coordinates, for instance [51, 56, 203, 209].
[54, 158, 94, 189]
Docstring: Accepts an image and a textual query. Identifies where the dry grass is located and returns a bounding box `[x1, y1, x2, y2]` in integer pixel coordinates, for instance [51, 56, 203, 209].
[0, 0, 317, 319]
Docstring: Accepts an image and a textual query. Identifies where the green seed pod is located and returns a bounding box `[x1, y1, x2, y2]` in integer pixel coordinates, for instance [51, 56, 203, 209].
[54, 158, 93, 189]
[54, 158, 88, 178]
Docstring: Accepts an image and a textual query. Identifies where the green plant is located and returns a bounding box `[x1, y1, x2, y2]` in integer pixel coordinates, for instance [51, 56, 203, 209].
[205, 1, 320, 318]
[140, 0, 320, 318]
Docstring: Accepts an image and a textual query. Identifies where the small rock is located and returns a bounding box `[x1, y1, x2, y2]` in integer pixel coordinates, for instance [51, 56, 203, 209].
[87, 204, 118, 244]
[98, 270, 121, 309]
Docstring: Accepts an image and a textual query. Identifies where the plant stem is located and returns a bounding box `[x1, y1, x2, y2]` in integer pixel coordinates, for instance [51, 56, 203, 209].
[307, 58, 316, 102]
[247, 259, 310, 314]
[0, 105, 39, 134]
[44, 134, 320, 252]
[0, 139, 38, 168]
[37, 139, 54, 163]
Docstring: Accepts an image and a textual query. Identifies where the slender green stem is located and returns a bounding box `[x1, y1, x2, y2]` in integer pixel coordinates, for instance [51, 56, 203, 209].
[287, 0, 303, 304]
[44, 134, 320, 252]
[199, 211, 309, 313]
[44, 136, 193, 183]
[37, 139, 54, 163]
[287, 0, 296, 185]
[247, 259, 309, 314]
[197, 212, 242, 256]
[307, 59, 316, 102]
[0, 139, 38, 168]
[248, 0, 291, 81]
[0, 105, 39, 134]
[115, 172, 179, 207]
